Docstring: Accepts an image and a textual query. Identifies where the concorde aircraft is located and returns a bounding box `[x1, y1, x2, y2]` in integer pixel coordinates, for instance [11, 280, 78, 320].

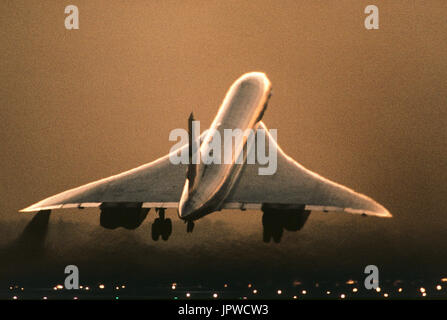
[20, 72, 391, 242]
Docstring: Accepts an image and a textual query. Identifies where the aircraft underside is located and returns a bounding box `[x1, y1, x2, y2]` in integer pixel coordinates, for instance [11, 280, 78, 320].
[97, 204, 311, 243]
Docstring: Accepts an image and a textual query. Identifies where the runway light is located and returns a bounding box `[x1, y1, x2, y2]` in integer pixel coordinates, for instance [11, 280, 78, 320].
[375, 287, 381, 293]
[73, 297, 78, 300]
[79, 286, 83, 289]
[213, 293, 218, 299]
[422, 292, 427, 297]
[301, 290, 307, 295]
[253, 289, 258, 294]
[326, 291, 331, 295]
[20, 288, 24, 291]
[56, 284, 63, 290]
[121, 285, 126, 289]
[115, 286, 120, 290]
[384, 293, 389, 298]
[85, 286, 90, 291]
[9, 286, 13, 290]
[441, 278, 447, 282]
[224, 284, 228, 288]
[171, 285, 176, 290]
[186, 293, 191, 298]
[115, 297, 119, 300]
[340, 294, 346, 299]
[42, 297, 47, 300]
[398, 288, 403, 293]
[346, 280, 355, 285]
[352, 288, 358, 293]
[248, 284, 252, 288]
[293, 296, 298, 299]
[277, 290, 282, 295]
[436, 285, 442, 291]
[12, 296, 18, 300]
[420, 287, 426, 293]
[99, 284, 105, 290]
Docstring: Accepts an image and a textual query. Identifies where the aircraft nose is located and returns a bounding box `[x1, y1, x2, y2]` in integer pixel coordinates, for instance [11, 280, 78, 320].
[178, 178, 206, 219]
[178, 199, 204, 219]
[178, 199, 197, 219]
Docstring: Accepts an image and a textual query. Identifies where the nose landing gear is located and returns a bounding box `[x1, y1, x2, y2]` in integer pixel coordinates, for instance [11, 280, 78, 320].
[186, 220, 195, 233]
[151, 208, 172, 241]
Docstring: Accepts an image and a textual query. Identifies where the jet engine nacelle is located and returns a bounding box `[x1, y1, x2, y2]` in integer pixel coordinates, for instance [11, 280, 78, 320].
[261, 204, 311, 243]
[99, 203, 149, 230]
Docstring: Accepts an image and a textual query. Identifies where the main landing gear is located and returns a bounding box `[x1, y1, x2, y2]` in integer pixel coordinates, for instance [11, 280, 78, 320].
[151, 208, 172, 241]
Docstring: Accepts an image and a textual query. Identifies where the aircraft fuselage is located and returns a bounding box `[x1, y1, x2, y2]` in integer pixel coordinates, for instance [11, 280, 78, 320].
[178, 72, 272, 220]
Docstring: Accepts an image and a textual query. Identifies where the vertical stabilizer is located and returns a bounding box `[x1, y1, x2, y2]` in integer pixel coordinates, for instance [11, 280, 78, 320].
[186, 112, 199, 188]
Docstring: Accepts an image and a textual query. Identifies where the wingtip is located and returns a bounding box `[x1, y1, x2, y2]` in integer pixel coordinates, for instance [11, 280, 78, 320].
[375, 203, 393, 218]
[369, 208, 393, 218]
[381, 210, 393, 218]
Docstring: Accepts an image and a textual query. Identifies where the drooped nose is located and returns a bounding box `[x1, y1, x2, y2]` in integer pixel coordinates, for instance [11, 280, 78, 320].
[178, 199, 195, 219]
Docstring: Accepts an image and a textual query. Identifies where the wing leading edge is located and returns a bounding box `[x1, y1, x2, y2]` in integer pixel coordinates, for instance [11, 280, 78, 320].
[20, 147, 188, 213]
[223, 122, 391, 218]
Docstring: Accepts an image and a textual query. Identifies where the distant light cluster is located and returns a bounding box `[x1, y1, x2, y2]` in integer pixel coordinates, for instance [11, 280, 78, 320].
[4, 277, 447, 300]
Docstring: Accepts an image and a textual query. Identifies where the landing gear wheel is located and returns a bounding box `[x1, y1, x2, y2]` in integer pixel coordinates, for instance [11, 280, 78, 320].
[151, 218, 161, 241]
[186, 220, 195, 233]
[161, 218, 172, 241]
[262, 211, 284, 243]
[272, 227, 283, 243]
[263, 228, 272, 243]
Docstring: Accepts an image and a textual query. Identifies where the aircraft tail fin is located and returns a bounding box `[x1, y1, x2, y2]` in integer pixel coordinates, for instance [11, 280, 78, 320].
[186, 112, 199, 188]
